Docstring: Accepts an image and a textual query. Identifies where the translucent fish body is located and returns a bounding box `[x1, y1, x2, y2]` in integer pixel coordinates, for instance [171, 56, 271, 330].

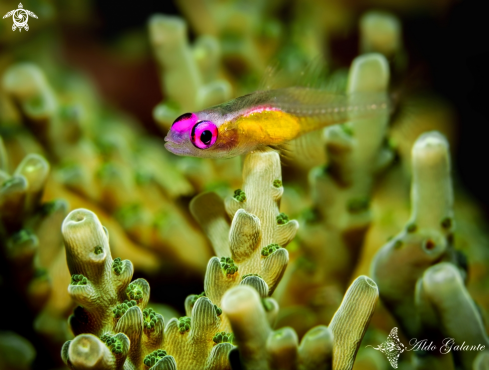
[164, 87, 390, 158]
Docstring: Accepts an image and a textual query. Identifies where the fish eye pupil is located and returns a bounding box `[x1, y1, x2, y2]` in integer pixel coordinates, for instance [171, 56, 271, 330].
[200, 130, 212, 144]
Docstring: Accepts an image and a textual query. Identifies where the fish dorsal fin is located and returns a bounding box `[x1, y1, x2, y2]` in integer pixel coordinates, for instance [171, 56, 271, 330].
[257, 58, 347, 166]
[258, 56, 330, 91]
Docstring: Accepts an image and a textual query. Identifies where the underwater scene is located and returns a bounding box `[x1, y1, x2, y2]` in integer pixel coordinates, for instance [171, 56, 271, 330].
[0, 0, 488, 369]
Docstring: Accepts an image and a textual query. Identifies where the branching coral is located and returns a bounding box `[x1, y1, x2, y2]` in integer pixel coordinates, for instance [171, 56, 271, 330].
[359, 11, 404, 70]
[61, 208, 173, 370]
[277, 52, 391, 329]
[190, 151, 298, 303]
[156, 150, 297, 368]
[0, 143, 72, 356]
[2, 62, 211, 275]
[372, 132, 488, 369]
[148, 13, 242, 195]
[149, 14, 231, 129]
[223, 275, 378, 370]
[62, 151, 299, 369]
[174, 0, 279, 81]
[61, 200, 378, 370]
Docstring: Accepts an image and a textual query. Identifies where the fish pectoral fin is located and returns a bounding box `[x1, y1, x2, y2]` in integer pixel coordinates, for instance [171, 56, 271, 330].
[281, 131, 327, 165]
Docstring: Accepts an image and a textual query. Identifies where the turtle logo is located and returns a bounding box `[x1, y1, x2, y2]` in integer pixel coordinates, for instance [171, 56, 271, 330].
[3, 3, 38, 32]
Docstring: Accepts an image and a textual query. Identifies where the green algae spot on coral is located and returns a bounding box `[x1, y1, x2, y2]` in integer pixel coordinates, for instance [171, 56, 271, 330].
[144, 349, 168, 367]
[178, 316, 191, 333]
[189, 291, 206, 308]
[233, 189, 246, 202]
[406, 223, 417, 233]
[101, 333, 123, 355]
[143, 308, 158, 330]
[94, 245, 103, 255]
[220, 257, 238, 275]
[213, 331, 234, 345]
[126, 281, 143, 300]
[113, 300, 137, 319]
[261, 243, 281, 257]
[276, 212, 289, 225]
[112, 257, 123, 275]
[214, 305, 222, 316]
[273, 179, 282, 187]
[441, 216, 453, 229]
[70, 274, 88, 286]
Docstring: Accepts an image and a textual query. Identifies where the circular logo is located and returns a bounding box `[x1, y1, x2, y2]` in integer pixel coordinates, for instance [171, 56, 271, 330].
[12, 9, 28, 28]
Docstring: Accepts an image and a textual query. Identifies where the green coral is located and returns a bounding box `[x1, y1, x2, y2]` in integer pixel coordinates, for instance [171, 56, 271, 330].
[100, 333, 123, 355]
[70, 274, 88, 286]
[441, 217, 452, 229]
[143, 308, 157, 330]
[94, 245, 103, 255]
[406, 223, 417, 233]
[212, 331, 234, 345]
[393, 239, 403, 248]
[189, 291, 206, 308]
[12, 229, 34, 244]
[276, 212, 289, 225]
[241, 273, 261, 280]
[273, 179, 282, 187]
[233, 189, 246, 202]
[144, 349, 168, 367]
[214, 305, 222, 316]
[178, 316, 191, 333]
[112, 257, 123, 275]
[220, 257, 238, 275]
[126, 282, 143, 300]
[261, 243, 281, 257]
[113, 300, 137, 319]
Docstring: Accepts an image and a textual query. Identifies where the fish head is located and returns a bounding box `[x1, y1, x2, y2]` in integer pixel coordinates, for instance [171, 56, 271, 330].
[164, 111, 240, 158]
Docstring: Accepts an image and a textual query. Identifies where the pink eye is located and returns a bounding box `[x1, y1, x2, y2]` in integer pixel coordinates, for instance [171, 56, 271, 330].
[191, 121, 218, 149]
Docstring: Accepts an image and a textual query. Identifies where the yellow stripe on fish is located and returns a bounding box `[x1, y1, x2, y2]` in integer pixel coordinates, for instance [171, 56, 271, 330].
[230, 109, 301, 146]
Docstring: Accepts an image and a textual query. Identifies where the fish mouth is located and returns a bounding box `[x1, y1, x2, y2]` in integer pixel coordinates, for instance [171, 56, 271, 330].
[164, 141, 178, 152]
[164, 134, 175, 143]
[164, 141, 190, 156]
